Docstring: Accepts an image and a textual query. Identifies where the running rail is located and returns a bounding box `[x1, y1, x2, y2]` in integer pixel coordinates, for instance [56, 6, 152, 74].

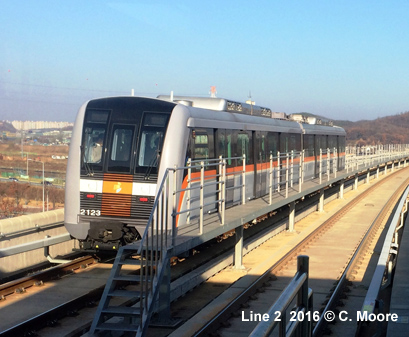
[249, 256, 313, 337]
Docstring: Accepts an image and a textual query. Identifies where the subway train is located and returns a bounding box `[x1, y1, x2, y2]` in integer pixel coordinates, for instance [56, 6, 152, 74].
[64, 95, 346, 250]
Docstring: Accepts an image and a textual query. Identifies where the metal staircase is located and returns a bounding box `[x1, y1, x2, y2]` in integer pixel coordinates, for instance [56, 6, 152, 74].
[89, 244, 171, 336]
[88, 157, 247, 336]
[89, 168, 176, 337]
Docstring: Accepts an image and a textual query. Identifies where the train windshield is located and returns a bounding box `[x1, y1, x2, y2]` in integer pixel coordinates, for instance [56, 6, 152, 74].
[138, 113, 169, 168]
[82, 109, 110, 172]
[107, 125, 135, 172]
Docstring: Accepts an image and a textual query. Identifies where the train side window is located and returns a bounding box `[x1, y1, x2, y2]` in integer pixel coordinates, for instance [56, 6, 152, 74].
[295, 134, 301, 151]
[280, 133, 289, 153]
[216, 129, 226, 158]
[321, 135, 327, 150]
[108, 125, 134, 172]
[328, 136, 337, 152]
[281, 133, 301, 154]
[267, 132, 278, 157]
[237, 132, 253, 164]
[256, 131, 267, 162]
[225, 130, 233, 166]
[191, 128, 215, 162]
[339, 136, 346, 154]
[215, 129, 234, 165]
[315, 135, 321, 155]
[304, 134, 314, 157]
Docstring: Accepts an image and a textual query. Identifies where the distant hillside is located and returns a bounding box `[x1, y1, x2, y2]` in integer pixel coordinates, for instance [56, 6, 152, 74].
[0, 121, 16, 133]
[335, 111, 409, 145]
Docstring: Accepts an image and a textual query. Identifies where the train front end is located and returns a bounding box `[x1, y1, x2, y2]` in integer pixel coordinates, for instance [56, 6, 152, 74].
[65, 97, 176, 251]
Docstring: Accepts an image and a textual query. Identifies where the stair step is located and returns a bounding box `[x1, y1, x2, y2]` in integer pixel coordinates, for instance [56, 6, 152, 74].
[113, 275, 141, 282]
[108, 289, 141, 298]
[119, 258, 142, 265]
[102, 305, 141, 316]
[96, 322, 139, 332]
[113, 275, 152, 282]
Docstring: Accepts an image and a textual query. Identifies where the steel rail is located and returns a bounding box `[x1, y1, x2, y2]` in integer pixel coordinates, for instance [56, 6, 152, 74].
[0, 255, 96, 299]
[313, 175, 409, 337]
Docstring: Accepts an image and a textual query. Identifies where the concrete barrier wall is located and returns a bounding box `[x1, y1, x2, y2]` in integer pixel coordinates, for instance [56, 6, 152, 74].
[0, 209, 75, 278]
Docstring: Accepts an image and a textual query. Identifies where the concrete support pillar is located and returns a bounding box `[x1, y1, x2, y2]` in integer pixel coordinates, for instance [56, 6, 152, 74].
[318, 188, 324, 212]
[376, 165, 379, 179]
[234, 225, 245, 270]
[354, 173, 358, 190]
[289, 201, 295, 232]
[339, 179, 344, 199]
[366, 169, 370, 184]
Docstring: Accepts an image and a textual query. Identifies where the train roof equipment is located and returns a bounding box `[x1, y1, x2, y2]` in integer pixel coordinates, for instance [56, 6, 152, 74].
[157, 95, 337, 128]
[157, 95, 273, 118]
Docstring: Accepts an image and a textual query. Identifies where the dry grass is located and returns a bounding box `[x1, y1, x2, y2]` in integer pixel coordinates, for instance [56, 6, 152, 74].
[0, 144, 69, 172]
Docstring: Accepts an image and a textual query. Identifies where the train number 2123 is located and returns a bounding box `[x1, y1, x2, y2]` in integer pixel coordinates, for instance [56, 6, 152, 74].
[80, 209, 101, 216]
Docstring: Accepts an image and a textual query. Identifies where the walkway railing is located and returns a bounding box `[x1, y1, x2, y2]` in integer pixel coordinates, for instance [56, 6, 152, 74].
[249, 255, 313, 337]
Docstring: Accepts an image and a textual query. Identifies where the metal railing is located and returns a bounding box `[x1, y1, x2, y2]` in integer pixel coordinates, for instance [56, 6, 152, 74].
[345, 144, 409, 173]
[249, 255, 313, 337]
[359, 184, 409, 317]
[122, 145, 409, 335]
[139, 145, 409, 250]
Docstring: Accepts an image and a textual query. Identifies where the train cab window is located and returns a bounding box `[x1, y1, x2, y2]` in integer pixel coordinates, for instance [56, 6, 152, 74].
[84, 128, 106, 164]
[107, 125, 134, 172]
[81, 108, 110, 172]
[139, 131, 163, 167]
[138, 113, 169, 168]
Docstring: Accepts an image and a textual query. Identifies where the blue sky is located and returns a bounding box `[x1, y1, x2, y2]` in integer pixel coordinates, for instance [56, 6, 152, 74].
[1, 1, 409, 122]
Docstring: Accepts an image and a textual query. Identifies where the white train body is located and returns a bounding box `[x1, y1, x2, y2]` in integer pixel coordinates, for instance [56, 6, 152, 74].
[64, 96, 345, 250]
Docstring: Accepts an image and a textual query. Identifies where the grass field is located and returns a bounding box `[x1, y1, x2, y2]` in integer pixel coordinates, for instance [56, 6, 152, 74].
[0, 143, 69, 176]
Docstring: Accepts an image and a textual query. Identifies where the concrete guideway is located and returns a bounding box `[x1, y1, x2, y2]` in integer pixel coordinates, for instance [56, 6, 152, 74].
[167, 166, 409, 337]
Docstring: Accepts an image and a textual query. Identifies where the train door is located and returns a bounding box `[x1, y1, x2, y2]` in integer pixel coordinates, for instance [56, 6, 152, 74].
[101, 124, 137, 218]
[303, 134, 315, 180]
[338, 136, 346, 170]
[267, 132, 279, 192]
[236, 131, 253, 201]
[255, 131, 267, 198]
[328, 135, 337, 174]
[215, 129, 232, 207]
[189, 128, 216, 214]
[314, 135, 321, 177]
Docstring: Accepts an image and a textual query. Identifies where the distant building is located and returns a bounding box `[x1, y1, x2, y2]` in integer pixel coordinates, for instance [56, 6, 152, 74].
[10, 120, 73, 131]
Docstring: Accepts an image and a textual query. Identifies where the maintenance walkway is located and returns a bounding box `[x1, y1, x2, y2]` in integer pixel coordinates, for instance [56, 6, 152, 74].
[387, 209, 409, 336]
